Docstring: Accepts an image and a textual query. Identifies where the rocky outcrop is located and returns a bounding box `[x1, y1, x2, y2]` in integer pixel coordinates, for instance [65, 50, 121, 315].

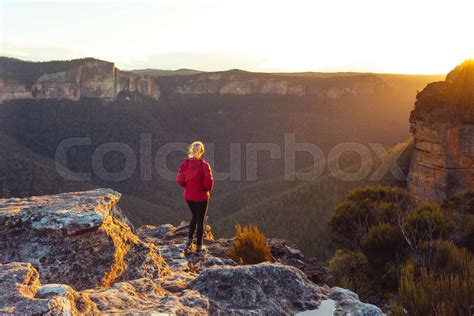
[189, 263, 325, 314]
[157, 70, 389, 97]
[0, 57, 160, 102]
[0, 189, 168, 290]
[0, 189, 382, 315]
[0, 262, 89, 315]
[408, 60, 474, 203]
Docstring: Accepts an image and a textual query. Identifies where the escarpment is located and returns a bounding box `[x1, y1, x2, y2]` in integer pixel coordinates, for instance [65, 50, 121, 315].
[0, 57, 392, 103]
[0, 57, 160, 102]
[0, 189, 382, 315]
[156, 70, 390, 97]
[408, 60, 474, 203]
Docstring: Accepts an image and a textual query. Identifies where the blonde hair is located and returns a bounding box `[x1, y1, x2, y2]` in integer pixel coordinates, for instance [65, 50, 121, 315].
[187, 141, 205, 159]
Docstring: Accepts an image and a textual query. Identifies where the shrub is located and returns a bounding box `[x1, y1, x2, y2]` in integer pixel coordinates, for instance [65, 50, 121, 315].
[388, 301, 407, 316]
[362, 223, 405, 264]
[461, 214, 474, 252]
[328, 186, 410, 249]
[228, 224, 272, 265]
[328, 249, 373, 297]
[442, 191, 474, 216]
[359, 223, 406, 292]
[442, 191, 474, 251]
[400, 262, 473, 315]
[399, 242, 474, 316]
[403, 204, 452, 246]
[423, 240, 474, 276]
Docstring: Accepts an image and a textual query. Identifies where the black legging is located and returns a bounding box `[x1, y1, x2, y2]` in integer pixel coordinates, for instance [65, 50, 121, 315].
[186, 199, 208, 246]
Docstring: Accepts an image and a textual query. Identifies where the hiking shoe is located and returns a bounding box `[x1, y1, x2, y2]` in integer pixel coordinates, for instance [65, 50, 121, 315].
[196, 245, 205, 253]
[185, 241, 193, 251]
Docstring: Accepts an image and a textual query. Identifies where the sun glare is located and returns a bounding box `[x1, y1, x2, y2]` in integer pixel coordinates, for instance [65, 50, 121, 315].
[1, 0, 473, 74]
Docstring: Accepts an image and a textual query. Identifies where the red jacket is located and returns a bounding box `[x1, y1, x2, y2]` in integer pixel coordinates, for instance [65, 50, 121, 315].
[176, 158, 214, 202]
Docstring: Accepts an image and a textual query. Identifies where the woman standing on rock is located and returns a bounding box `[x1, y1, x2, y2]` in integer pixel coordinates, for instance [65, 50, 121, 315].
[176, 141, 214, 253]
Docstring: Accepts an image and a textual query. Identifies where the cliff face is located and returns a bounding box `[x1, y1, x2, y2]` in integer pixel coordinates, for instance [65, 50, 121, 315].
[408, 60, 474, 203]
[0, 58, 160, 102]
[0, 57, 391, 102]
[157, 70, 389, 97]
[0, 189, 382, 315]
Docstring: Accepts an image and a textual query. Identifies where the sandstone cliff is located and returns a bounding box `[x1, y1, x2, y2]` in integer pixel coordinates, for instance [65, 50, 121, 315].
[0, 57, 393, 102]
[157, 70, 389, 97]
[0, 57, 160, 102]
[408, 60, 474, 203]
[0, 189, 382, 315]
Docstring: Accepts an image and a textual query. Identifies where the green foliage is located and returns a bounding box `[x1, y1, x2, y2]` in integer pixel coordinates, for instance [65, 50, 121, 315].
[0, 57, 102, 84]
[362, 223, 405, 265]
[328, 187, 472, 307]
[228, 224, 272, 265]
[328, 249, 373, 295]
[328, 186, 410, 250]
[461, 214, 474, 252]
[442, 191, 474, 252]
[399, 242, 474, 316]
[423, 240, 474, 275]
[442, 191, 474, 216]
[214, 152, 404, 259]
[403, 204, 453, 245]
[327, 186, 413, 299]
[388, 302, 407, 316]
[0, 131, 178, 227]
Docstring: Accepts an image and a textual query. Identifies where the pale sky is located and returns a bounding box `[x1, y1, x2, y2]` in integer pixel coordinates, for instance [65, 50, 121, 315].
[1, 0, 473, 74]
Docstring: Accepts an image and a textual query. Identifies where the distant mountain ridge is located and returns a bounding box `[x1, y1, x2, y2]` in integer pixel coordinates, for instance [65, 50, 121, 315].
[132, 66, 443, 99]
[1, 57, 444, 103]
[131, 68, 203, 77]
[0, 57, 160, 103]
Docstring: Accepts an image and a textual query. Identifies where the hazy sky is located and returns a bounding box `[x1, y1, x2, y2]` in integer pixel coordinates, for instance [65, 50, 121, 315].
[1, 0, 473, 74]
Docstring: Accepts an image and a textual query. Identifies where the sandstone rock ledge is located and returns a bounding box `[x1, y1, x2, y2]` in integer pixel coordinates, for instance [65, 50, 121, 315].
[0, 189, 382, 315]
[408, 59, 474, 203]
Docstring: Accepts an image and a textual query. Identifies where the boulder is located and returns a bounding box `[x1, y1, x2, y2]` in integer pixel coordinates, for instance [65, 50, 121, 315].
[0, 262, 208, 315]
[329, 287, 383, 316]
[303, 257, 334, 286]
[0, 262, 98, 314]
[83, 278, 209, 315]
[189, 263, 326, 314]
[0, 189, 168, 290]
